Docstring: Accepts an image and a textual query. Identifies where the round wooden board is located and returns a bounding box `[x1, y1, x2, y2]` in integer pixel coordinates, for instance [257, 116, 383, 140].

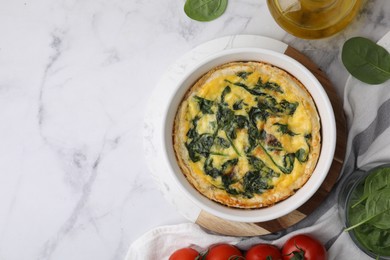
[195, 46, 347, 237]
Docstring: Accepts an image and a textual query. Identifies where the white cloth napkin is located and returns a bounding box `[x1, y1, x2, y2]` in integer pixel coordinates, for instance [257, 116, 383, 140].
[128, 31, 390, 260]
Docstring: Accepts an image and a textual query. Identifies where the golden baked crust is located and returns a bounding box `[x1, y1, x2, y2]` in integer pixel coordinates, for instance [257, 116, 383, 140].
[173, 61, 321, 209]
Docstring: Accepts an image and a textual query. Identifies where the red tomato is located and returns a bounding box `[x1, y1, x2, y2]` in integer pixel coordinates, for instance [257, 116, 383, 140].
[205, 244, 243, 260]
[282, 234, 327, 260]
[246, 244, 282, 260]
[169, 247, 199, 260]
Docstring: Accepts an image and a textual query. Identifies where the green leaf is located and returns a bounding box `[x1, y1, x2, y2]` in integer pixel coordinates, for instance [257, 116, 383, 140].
[346, 188, 390, 231]
[274, 122, 297, 136]
[366, 188, 390, 229]
[186, 133, 214, 162]
[236, 71, 252, 80]
[184, 0, 228, 22]
[204, 157, 222, 178]
[255, 77, 283, 93]
[353, 223, 390, 256]
[342, 37, 390, 84]
[233, 99, 244, 110]
[352, 167, 390, 208]
[243, 171, 272, 195]
[194, 96, 214, 114]
[225, 80, 266, 96]
[295, 148, 308, 163]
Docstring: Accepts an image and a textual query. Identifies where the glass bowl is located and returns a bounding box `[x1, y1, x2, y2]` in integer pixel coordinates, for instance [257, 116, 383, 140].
[339, 164, 390, 259]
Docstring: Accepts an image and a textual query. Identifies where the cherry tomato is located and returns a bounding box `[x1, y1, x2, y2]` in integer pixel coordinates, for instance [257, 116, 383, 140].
[205, 244, 243, 260]
[246, 244, 282, 260]
[282, 234, 327, 260]
[169, 247, 199, 260]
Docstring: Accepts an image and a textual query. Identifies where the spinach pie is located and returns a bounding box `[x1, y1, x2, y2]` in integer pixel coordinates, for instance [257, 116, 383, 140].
[173, 61, 321, 209]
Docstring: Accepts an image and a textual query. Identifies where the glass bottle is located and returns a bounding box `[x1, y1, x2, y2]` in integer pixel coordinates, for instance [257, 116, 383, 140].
[267, 0, 362, 39]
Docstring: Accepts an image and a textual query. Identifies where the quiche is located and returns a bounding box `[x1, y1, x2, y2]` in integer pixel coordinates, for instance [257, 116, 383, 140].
[173, 61, 321, 209]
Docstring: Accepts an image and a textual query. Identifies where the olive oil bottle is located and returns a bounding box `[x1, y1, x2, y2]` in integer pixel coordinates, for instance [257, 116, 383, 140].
[267, 0, 362, 39]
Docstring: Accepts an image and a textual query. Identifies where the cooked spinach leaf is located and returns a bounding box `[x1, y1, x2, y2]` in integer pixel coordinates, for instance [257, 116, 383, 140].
[282, 153, 295, 174]
[248, 106, 269, 124]
[186, 116, 200, 140]
[236, 71, 253, 80]
[186, 133, 214, 162]
[247, 155, 265, 170]
[204, 157, 222, 178]
[295, 148, 308, 163]
[342, 37, 390, 85]
[243, 171, 273, 196]
[248, 155, 279, 178]
[216, 101, 241, 156]
[221, 158, 238, 173]
[214, 136, 230, 148]
[225, 80, 266, 96]
[255, 77, 283, 93]
[235, 115, 249, 129]
[220, 86, 231, 104]
[279, 100, 299, 115]
[264, 133, 283, 151]
[184, 0, 228, 22]
[222, 174, 240, 195]
[274, 123, 297, 136]
[233, 99, 244, 110]
[194, 96, 214, 114]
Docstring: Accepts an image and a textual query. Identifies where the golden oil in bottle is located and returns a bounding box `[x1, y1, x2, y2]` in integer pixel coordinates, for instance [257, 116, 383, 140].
[267, 0, 362, 39]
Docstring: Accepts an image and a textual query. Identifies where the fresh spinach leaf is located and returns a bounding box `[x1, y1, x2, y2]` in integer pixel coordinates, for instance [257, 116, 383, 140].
[347, 169, 390, 256]
[346, 188, 390, 231]
[184, 0, 228, 22]
[354, 224, 390, 256]
[365, 188, 390, 229]
[342, 37, 390, 85]
[352, 167, 390, 208]
[194, 96, 214, 114]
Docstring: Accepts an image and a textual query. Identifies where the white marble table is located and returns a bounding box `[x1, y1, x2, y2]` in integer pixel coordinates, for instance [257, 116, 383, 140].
[0, 1, 389, 259]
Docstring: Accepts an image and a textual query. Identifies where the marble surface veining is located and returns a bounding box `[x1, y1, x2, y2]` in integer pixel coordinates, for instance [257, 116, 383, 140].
[0, 0, 388, 259]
